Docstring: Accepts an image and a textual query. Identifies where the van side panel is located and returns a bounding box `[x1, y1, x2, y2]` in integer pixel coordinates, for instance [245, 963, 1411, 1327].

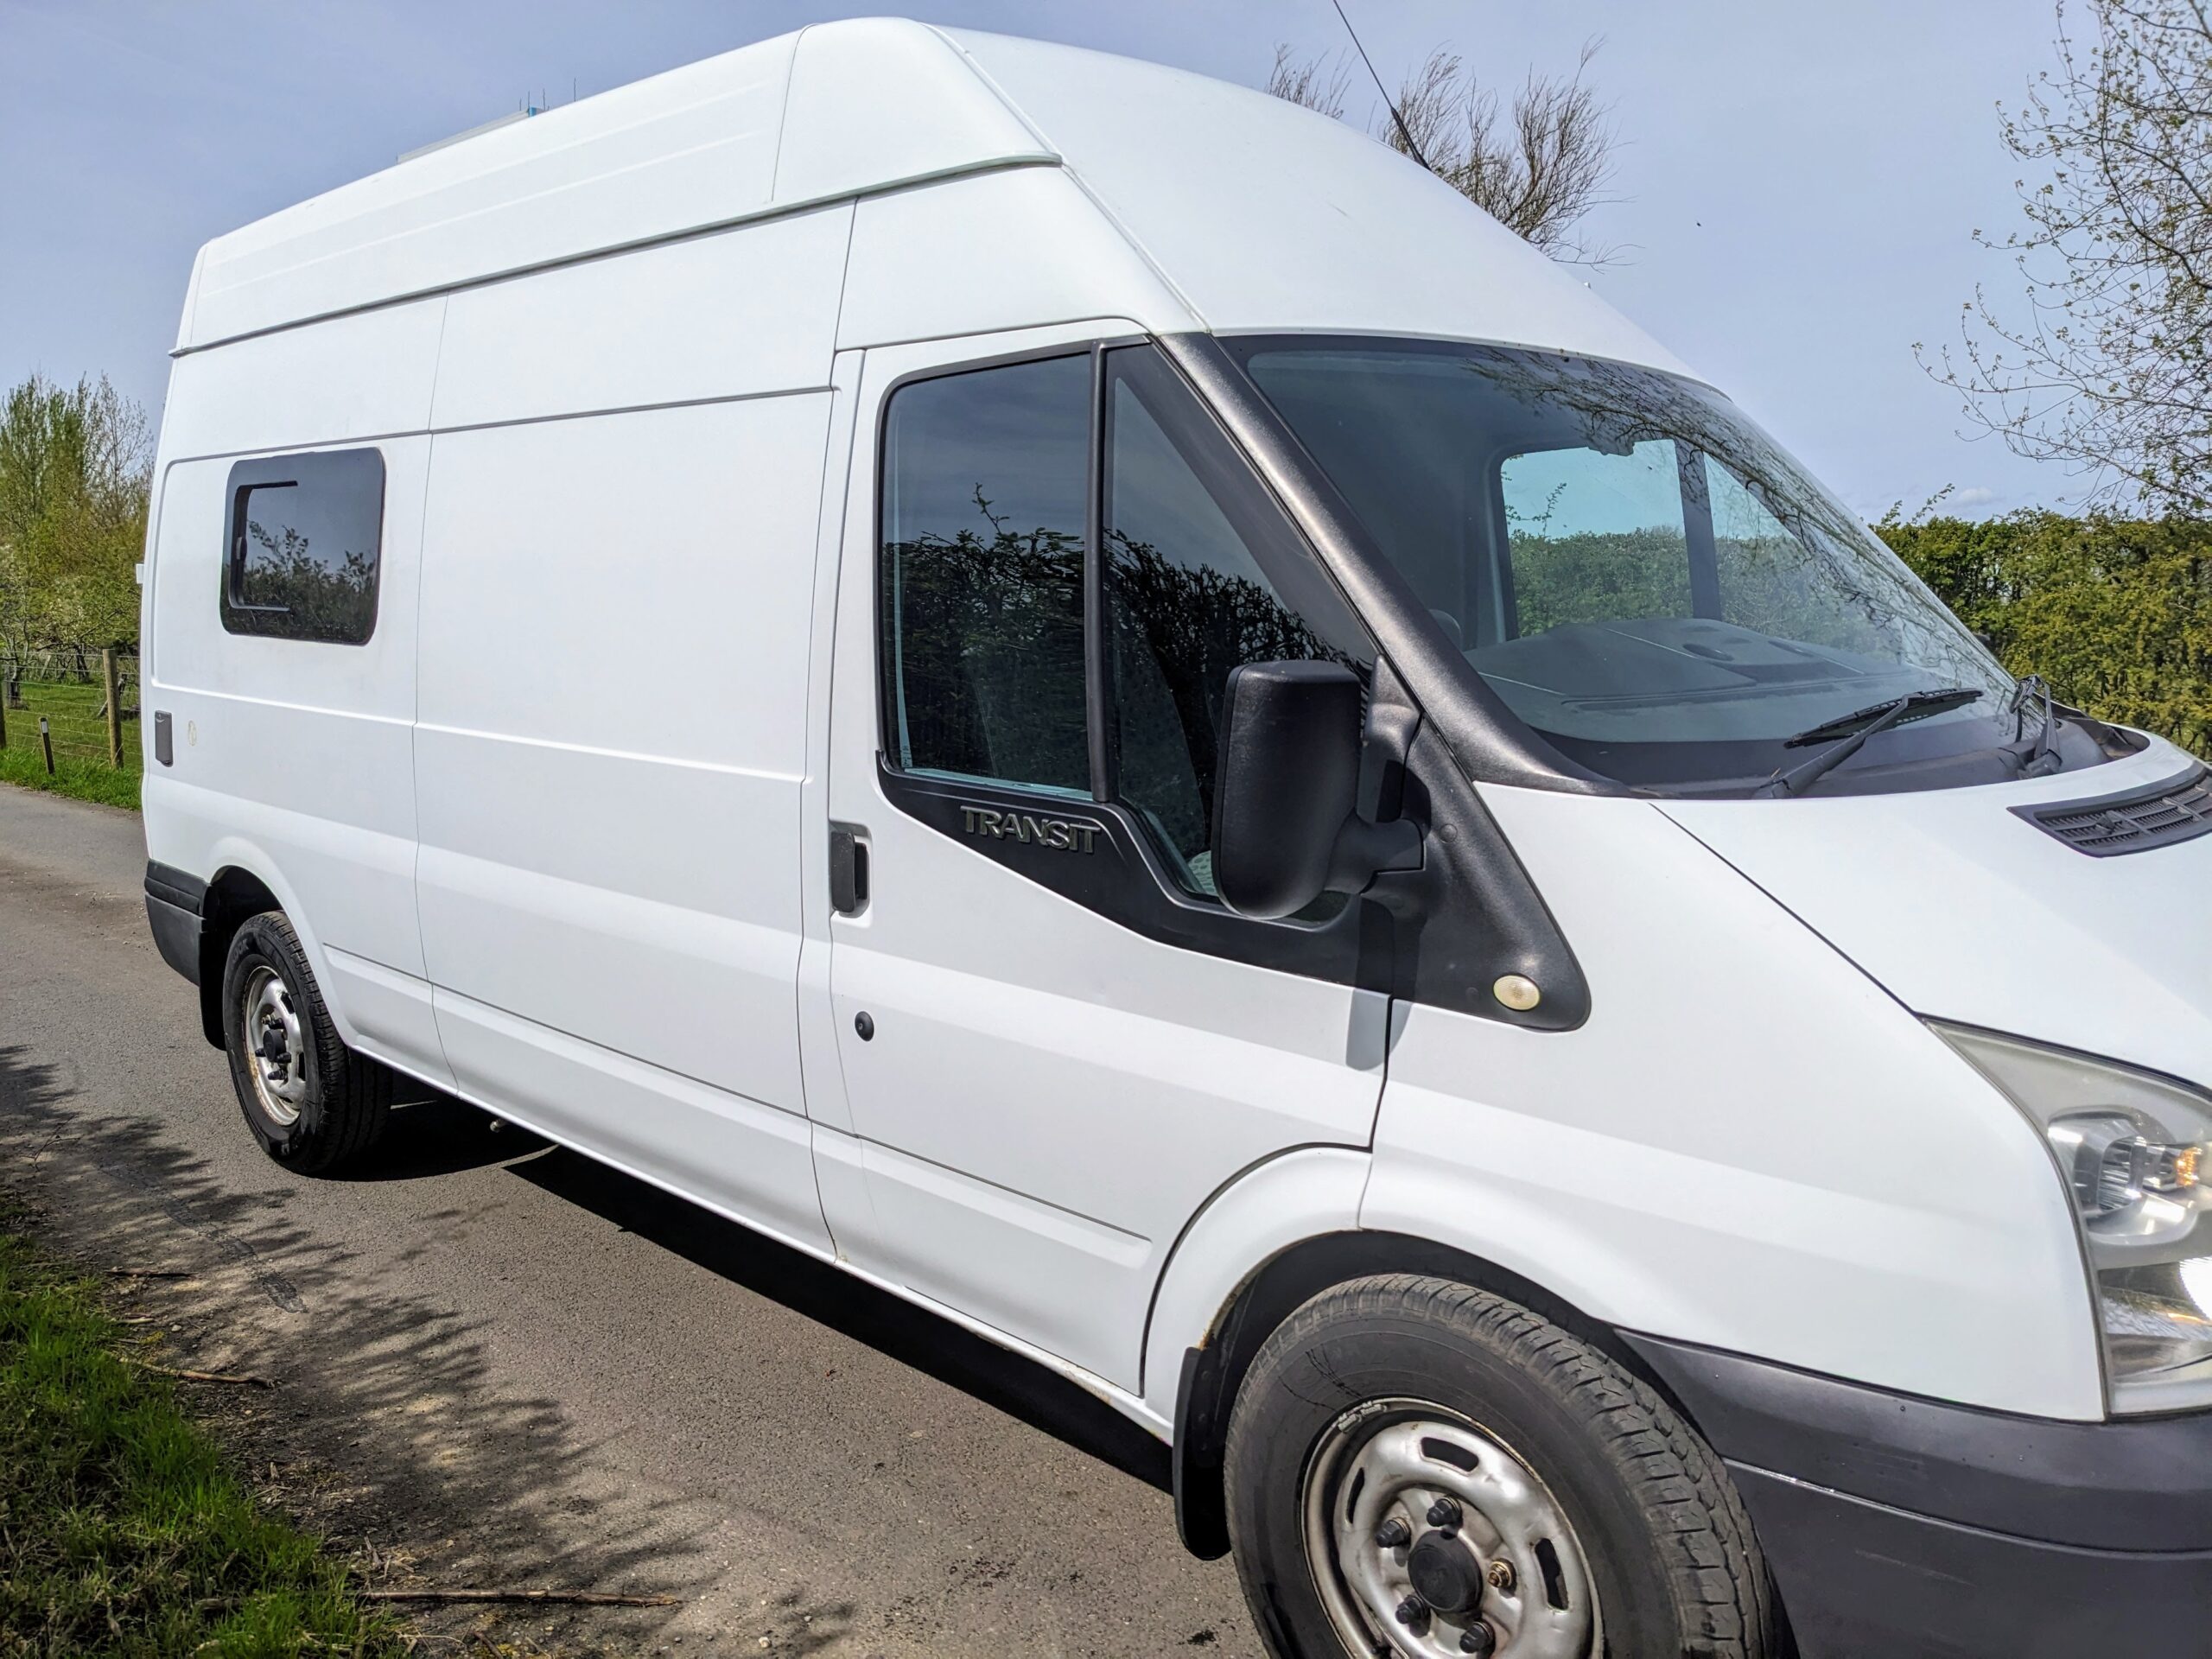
[428, 207, 849, 430]
[143, 301, 447, 1083]
[157, 299, 447, 461]
[835, 168, 1194, 349]
[414, 271, 834, 1238]
[183, 35, 795, 352]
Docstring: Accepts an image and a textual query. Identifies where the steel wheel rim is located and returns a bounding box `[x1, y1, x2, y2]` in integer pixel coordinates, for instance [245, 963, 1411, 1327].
[1301, 1397, 1599, 1659]
[243, 964, 306, 1127]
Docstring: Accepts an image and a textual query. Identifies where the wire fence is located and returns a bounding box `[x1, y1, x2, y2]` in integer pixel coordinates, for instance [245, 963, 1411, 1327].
[0, 649, 143, 777]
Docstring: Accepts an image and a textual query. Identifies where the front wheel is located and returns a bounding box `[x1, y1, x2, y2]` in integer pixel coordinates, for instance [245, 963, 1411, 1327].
[1224, 1274, 1776, 1659]
[221, 912, 391, 1173]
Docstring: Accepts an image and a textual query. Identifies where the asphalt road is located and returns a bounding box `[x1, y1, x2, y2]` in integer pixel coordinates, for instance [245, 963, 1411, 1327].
[0, 785, 1260, 1658]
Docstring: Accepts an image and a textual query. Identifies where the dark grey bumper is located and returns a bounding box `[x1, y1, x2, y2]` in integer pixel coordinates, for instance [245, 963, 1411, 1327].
[144, 861, 206, 984]
[1626, 1333, 2212, 1657]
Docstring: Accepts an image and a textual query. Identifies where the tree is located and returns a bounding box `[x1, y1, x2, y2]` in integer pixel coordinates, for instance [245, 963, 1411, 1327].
[0, 374, 152, 660]
[1923, 1, 2211, 514]
[1266, 39, 1619, 262]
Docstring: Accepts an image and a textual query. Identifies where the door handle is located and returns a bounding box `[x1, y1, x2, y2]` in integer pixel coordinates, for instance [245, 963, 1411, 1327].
[830, 823, 870, 917]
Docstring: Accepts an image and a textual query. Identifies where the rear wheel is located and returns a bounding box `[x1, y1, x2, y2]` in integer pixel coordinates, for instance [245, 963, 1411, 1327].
[221, 912, 391, 1173]
[1224, 1274, 1776, 1659]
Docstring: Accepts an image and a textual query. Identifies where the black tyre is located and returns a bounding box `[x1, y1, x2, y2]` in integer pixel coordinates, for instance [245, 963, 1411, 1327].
[1225, 1274, 1776, 1659]
[221, 912, 391, 1173]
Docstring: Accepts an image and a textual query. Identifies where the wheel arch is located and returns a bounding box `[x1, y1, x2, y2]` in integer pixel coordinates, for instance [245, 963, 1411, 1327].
[1163, 1223, 1697, 1562]
[194, 855, 338, 1050]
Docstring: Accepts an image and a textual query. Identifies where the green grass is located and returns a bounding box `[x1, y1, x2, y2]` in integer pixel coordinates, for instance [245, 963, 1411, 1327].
[1, 674, 142, 808]
[0, 1230, 406, 1657]
[0, 743, 141, 808]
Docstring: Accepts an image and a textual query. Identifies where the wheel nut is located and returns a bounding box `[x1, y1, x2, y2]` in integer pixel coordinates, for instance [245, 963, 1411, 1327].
[1395, 1594, 1427, 1628]
[1427, 1497, 1463, 1530]
[1376, 1517, 1412, 1549]
[1486, 1559, 1516, 1593]
[1459, 1621, 1497, 1656]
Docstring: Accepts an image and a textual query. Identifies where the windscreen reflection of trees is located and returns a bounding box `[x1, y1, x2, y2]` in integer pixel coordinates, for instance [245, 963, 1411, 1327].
[887, 490, 1089, 791]
[1484, 353, 1990, 680]
[1107, 530, 1333, 880]
[232, 515, 377, 642]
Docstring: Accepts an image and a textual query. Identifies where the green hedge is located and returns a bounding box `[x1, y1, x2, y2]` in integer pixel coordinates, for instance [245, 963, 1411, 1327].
[1879, 513, 2212, 760]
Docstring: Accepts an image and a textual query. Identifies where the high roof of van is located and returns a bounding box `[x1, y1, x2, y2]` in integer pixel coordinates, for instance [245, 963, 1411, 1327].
[175, 19, 1684, 378]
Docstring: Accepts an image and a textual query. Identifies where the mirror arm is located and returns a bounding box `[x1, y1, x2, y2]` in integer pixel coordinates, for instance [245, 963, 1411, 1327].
[1325, 811, 1423, 895]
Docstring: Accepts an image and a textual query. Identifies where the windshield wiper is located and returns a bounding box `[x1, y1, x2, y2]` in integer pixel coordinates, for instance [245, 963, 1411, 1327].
[1758, 686, 1985, 798]
[2013, 674, 2062, 777]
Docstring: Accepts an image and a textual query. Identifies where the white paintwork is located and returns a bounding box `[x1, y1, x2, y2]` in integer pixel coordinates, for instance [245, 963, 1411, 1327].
[836, 167, 1196, 349]
[1138, 1147, 1372, 1421]
[772, 20, 1052, 207]
[412, 392, 833, 1245]
[141, 16, 2175, 1491]
[1365, 787, 2104, 1419]
[817, 327, 1389, 1392]
[1663, 736, 2212, 1089]
[426, 205, 849, 429]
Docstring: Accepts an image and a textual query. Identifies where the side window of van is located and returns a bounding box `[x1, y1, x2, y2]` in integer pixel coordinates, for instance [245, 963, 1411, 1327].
[221, 448, 385, 645]
[1102, 349, 1348, 898]
[880, 355, 1091, 796]
[879, 346, 1368, 902]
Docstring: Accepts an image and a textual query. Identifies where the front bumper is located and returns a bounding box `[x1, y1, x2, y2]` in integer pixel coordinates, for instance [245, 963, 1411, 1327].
[1627, 1333, 2212, 1658]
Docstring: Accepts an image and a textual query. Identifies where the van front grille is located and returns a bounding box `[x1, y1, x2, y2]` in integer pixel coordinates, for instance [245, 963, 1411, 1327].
[2016, 766, 2212, 857]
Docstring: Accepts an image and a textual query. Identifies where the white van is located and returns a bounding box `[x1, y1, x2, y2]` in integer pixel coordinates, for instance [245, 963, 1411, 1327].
[138, 20, 2210, 1657]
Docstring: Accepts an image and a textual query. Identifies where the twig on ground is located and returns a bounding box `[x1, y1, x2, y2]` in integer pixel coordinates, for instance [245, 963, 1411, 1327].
[108, 1266, 194, 1278]
[134, 1360, 275, 1388]
[360, 1588, 679, 1608]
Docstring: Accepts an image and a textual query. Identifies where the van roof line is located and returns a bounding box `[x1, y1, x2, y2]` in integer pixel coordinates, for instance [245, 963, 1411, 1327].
[175, 18, 1689, 381]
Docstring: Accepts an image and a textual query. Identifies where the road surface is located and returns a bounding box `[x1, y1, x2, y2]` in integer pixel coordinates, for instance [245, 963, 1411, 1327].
[0, 784, 1258, 1657]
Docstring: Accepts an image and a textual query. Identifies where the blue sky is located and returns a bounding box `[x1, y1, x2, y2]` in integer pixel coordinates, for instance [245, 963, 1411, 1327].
[0, 1, 2070, 519]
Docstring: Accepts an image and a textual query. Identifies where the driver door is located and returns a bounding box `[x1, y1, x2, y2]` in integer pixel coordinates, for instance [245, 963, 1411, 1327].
[810, 325, 1390, 1393]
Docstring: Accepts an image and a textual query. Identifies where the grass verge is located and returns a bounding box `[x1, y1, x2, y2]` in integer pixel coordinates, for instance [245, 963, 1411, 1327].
[0, 1229, 404, 1657]
[0, 745, 140, 809]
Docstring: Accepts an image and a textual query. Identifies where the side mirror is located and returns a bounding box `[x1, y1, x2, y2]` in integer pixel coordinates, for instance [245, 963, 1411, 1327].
[1210, 660, 1421, 920]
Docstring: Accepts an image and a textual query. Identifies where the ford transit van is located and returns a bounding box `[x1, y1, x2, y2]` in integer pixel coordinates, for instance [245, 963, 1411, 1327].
[137, 22, 2212, 1657]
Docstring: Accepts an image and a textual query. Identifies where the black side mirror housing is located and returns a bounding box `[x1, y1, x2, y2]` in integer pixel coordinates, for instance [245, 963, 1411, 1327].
[1210, 660, 1421, 920]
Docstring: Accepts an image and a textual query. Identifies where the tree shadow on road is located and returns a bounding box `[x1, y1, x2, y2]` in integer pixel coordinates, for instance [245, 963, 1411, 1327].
[510, 1142, 1176, 1492]
[0, 1041, 699, 1655]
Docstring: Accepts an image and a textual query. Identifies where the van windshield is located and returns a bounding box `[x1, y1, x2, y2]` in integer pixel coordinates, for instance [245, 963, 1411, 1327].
[1227, 337, 2022, 792]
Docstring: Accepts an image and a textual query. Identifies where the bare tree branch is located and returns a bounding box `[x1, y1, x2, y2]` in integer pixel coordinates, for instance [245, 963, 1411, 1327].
[1267, 38, 1621, 264]
[1267, 42, 1350, 121]
[1921, 0, 2211, 513]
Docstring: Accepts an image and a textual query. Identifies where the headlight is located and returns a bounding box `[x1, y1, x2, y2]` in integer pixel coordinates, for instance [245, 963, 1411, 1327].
[1934, 1024, 2212, 1414]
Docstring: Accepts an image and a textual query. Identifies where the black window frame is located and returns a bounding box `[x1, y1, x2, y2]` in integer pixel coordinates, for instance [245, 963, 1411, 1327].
[866, 332, 1594, 1032]
[219, 447, 386, 646]
[873, 338, 1375, 907]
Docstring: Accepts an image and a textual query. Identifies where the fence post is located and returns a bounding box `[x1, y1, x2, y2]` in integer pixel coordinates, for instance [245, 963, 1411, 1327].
[102, 648, 124, 768]
[39, 716, 54, 776]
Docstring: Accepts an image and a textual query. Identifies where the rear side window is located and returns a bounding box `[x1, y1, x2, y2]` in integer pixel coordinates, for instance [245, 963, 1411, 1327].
[221, 448, 385, 645]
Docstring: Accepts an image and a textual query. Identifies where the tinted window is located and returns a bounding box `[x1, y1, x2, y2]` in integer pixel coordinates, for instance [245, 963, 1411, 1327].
[221, 448, 385, 645]
[1103, 349, 1361, 896]
[880, 355, 1090, 795]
